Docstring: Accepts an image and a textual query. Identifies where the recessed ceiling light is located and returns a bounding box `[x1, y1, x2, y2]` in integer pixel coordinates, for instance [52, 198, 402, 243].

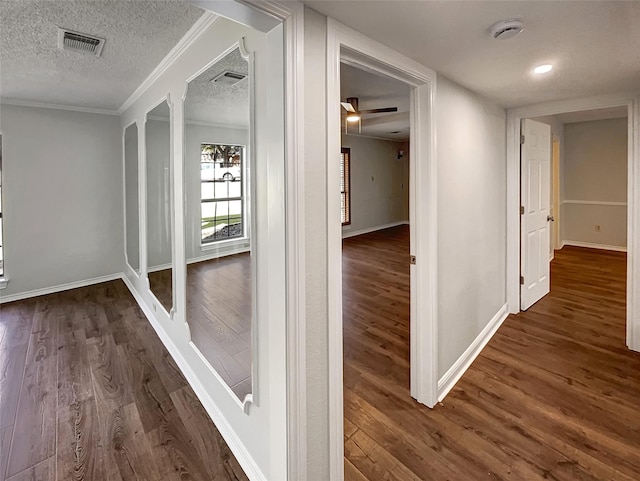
[534, 64, 553, 75]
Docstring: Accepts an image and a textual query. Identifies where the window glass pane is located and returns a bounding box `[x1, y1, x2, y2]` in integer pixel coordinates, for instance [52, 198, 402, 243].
[201, 182, 215, 200]
[200, 143, 244, 244]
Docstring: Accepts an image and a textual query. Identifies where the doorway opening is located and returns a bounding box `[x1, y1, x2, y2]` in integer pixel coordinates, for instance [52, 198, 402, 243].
[339, 61, 412, 477]
[519, 108, 630, 341]
[326, 18, 437, 481]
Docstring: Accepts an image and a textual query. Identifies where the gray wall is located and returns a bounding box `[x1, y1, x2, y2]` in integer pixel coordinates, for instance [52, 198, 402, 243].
[436, 76, 507, 378]
[0, 104, 124, 298]
[562, 117, 627, 248]
[340, 134, 409, 235]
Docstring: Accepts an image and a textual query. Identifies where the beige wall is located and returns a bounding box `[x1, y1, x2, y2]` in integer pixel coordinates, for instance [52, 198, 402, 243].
[340, 134, 409, 236]
[562, 117, 627, 248]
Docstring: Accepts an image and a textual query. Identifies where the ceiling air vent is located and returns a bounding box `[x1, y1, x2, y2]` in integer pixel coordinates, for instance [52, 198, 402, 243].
[57, 28, 105, 57]
[211, 71, 246, 86]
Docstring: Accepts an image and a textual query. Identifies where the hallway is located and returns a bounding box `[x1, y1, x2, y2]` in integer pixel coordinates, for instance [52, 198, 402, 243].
[343, 226, 640, 480]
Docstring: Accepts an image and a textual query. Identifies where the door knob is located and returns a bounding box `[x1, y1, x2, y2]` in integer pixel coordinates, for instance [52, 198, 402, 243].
[547, 215, 555, 222]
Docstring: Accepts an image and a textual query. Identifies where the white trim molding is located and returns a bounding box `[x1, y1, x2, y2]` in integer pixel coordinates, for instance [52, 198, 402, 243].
[507, 92, 640, 352]
[326, 18, 437, 481]
[0, 98, 119, 116]
[341, 220, 408, 239]
[118, 12, 220, 114]
[437, 303, 509, 402]
[0, 273, 122, 304]
[562, 200, 627, 207]
[562, 240, 627, 252]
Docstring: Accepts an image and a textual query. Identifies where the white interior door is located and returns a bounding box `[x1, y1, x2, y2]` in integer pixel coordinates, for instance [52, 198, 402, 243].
[521, 118, 552, 310]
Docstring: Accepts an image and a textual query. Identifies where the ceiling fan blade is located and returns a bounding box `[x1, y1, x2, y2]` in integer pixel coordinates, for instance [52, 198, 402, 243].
[360, 107, 398, 114]
[340, 102, 356, 112]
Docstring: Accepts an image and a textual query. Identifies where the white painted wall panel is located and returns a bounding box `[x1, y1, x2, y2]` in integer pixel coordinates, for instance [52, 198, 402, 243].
[0, 105, 123, 297]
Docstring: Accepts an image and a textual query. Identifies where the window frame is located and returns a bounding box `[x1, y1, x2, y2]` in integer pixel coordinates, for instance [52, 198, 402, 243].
[199, 143, 247, 245]
[341, 147, 351, 226]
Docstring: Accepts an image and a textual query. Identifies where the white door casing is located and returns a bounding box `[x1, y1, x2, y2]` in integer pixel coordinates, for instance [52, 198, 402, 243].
[521, 118, 552, 310]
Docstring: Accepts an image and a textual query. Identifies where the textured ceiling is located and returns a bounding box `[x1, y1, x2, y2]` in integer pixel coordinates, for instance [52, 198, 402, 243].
[305, 0, 640, 109]
[185, 47, 249, 127]
[0, 0, 204, 110]
[341, 62, 410, 141]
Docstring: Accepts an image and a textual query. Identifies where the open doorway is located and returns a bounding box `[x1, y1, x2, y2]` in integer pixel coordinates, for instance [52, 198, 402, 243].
[521, 107, 629, 311]
[325, 19, 437, 481]
[338, 62, 413, 477]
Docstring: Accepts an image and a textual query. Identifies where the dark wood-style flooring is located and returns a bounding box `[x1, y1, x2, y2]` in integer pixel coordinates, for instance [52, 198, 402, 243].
[0, 281, 248, 481]
[148, 254, 252, 400]
[187, 254, 252, 400]
[343, 225, 640, 481]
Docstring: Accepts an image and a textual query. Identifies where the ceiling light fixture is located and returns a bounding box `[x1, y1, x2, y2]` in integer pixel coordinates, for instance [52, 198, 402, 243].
[533, 64, 553, 75]
[346, 114, 361, 123]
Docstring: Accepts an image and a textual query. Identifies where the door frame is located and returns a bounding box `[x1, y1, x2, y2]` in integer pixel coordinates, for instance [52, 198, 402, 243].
[326, 18, 438, 481]
[506, 93, 640, 351]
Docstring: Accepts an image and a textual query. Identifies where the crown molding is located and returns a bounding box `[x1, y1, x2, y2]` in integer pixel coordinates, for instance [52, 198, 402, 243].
[0, 98, 119, 116]
[118, 11, 220, 114]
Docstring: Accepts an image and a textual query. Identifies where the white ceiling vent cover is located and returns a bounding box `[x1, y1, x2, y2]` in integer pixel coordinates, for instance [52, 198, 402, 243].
[211, 71, 246, 86]
[57, 28, 105, 57]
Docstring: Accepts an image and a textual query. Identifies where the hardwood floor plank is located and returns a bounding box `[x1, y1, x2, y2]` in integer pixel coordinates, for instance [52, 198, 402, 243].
[0, 300, 35, 350]
[342, 226, 640, 481]
[5, 457, 55, 481]
[170, 386, 248, 481]
[0, 346, 29, 429]
[56, 399, 105, 481]
[1, 426, 11, 481]
[6, 298, 58, 478]
[57, 328, 93, 408]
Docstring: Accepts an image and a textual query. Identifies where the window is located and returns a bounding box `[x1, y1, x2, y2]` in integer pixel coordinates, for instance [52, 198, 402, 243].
[200, 143, 245, 244]
[341, 147, 351, 225]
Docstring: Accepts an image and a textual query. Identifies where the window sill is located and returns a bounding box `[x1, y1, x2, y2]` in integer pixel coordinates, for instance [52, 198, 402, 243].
[201, 236, 250, 252]
[0, 278, 9, 290]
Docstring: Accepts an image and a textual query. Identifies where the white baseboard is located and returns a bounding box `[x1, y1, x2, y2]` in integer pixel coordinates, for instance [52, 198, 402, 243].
[341, 220, 409, 239]
[0, 273, 123, 304]
[437, 303, 509, 402]
[120, 276, 265, 481]
[562, 240, 627, 252]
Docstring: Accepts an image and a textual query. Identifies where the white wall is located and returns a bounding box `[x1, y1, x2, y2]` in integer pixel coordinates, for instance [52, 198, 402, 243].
[0, 105, 123, 299]
[303, 8, 330, 479]
[340, 134, 408, 236]
[120, 16, 287, 481]
[435, 76, 507, 378]
[562, 117, 628, 248]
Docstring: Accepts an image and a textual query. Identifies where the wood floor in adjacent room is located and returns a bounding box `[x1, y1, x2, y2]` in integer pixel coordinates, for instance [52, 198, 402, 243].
[342, 225, 640, 481]
[0, 281, 248, 481]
